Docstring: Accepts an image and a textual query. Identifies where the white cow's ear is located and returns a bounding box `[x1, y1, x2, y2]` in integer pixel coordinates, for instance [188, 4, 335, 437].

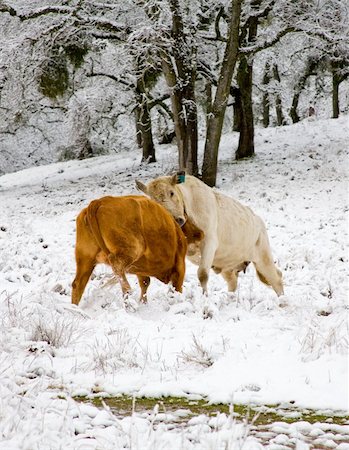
[170, 174, 178, 185]
[136, 180, 148, 194]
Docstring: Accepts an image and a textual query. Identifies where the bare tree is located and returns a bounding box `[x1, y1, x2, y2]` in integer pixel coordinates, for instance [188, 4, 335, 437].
[201, 0, 243, 187]
[160, 0, 198, 175]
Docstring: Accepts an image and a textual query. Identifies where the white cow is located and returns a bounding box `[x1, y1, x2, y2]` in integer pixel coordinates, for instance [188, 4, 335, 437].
[136, 175, 284, 296]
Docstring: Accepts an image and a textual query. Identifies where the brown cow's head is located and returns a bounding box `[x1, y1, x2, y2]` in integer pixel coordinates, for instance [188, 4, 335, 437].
[136, 175, 186, 227]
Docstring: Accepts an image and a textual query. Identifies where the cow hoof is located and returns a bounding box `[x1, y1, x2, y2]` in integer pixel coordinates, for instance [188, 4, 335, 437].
[278, 295, 289, 308]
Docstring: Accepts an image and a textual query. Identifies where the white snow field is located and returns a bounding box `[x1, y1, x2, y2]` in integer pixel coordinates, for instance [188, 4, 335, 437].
[0, 116, 348, 449]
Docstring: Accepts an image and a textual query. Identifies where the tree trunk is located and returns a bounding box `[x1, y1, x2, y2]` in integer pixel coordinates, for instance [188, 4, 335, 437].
[236, 56, 254, 159]
[232, 87, 242, 132]
[273, 64, 285, 126]
[135, 82, 156, 163]
[202, 0, 242, 187]
[235, 0, 259, 160]
[205, 80, 212, 128]
[290, 59, 317, 123]
[289, 92, 301, 123]
[161, 0, 198, 176]
[332, 71, 340, 119]
[135, 110, 143, 148]
[262, 62, 271, 128]
[161, 59, 198, 175]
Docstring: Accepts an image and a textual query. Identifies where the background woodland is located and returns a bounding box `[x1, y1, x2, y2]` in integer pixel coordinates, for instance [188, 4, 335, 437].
[0, 0, 348, 185]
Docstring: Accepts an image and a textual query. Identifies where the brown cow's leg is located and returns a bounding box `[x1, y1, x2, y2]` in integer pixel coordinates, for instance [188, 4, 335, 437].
[137, 275, 150, 303]
[170, 259, 185, 293]
[108, 253, 132, 297]
[73, 209, 99, 306]
[72, 258, 95, 305]
[119, 274, 132, 296]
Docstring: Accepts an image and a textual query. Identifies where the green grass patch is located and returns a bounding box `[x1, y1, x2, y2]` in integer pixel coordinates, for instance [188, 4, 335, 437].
[74, 395, 349, 426]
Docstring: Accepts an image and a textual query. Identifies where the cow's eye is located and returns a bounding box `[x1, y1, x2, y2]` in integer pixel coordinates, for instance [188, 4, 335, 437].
[170, 191, 174, 197]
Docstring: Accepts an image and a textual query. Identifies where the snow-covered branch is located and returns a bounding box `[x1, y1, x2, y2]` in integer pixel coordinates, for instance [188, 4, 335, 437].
[240, 26, 297, 55]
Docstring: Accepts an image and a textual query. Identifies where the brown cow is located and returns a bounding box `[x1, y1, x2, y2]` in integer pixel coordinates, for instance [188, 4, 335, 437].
[72, 195, 203, 306]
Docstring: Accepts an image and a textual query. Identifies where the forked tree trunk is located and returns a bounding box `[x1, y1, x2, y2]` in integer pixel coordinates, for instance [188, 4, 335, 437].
[290, 59, 317, 123]
[202, 0, 242, 186]
[162, 59, 198, 176]
[161, 0, 198, 176]
[330, 58, 349, 119]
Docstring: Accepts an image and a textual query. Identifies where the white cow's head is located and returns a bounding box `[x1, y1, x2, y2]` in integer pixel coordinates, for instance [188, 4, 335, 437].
[136, 175, 186, 227]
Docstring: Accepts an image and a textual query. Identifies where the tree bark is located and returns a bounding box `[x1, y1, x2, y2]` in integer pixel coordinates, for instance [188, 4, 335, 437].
[290, 59, 317, 123]
[332, 71, 340, 119]
[262, 61, 271, 128]
[135, 110, 143, 148]
[205, 80, 212, 128]
[161, 0, 198, 176]
[273, 64, 285, 126]
[235, 0, 259, 160]
[232, 87, 242, 132]
[161, 59, 198, 175]
[289, 92, 301, 123]
[235, 56, 254, 159]
[135, 80, 156, 163]
[202, 0, 243, 187]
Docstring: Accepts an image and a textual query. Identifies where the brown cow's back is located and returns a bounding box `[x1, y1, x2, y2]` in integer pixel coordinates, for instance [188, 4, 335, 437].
[72, 195, 196, 305]
[89, 196, 184, 276]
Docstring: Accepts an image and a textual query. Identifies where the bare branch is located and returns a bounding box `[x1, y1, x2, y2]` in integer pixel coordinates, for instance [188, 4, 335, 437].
[87, 72, 134, 89]
[214, 7, 225, 41]
[7, 5, 75, 20]
[0, 1, 16, 15]
[148, 93, 171, 110]
[240, 26, 297, 55]
[0, 2, 127, 36]
[241, 0, 277, 34]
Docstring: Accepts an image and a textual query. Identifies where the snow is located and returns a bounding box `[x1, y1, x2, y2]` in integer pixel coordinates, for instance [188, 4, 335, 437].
[0, 116, 348, 448]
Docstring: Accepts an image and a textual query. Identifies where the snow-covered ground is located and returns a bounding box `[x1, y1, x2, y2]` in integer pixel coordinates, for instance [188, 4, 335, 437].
[0, 116, 348, 449]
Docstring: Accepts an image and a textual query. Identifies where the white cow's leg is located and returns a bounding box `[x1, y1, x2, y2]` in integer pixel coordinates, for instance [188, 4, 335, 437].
[198, 239, 217, 294]
[254, 262, 284, 297]
[253, 232, 284, 297]
[221, 269, 238, 292]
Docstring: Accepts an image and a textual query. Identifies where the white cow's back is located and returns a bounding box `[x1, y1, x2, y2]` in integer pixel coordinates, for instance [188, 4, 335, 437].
[179, 176, 265, 269]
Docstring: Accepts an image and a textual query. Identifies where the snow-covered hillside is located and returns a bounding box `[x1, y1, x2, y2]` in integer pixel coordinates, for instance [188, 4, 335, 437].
[0, 116, 348, 449]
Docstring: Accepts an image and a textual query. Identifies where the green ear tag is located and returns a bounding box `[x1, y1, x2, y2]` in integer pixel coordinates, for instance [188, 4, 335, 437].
[177, 171, 186, 183]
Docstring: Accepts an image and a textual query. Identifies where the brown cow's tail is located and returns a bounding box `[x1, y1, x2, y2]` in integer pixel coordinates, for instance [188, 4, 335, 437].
[85, 199, 109, 256]
[170, 225, 188, 293]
